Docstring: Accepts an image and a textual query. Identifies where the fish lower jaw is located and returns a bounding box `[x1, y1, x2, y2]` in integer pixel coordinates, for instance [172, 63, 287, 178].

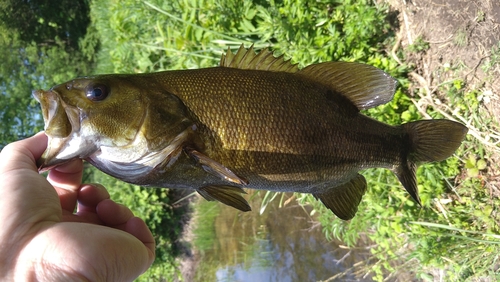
[38, 135, 98, 171]
[37, 155, 72, 172]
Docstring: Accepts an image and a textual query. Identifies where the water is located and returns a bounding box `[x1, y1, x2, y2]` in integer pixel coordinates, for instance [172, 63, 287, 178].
[191, 192, 373, 281]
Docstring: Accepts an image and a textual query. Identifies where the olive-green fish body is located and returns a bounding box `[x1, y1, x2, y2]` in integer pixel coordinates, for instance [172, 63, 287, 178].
[143, 68, 400, 187]
[34, 45, 468, 220]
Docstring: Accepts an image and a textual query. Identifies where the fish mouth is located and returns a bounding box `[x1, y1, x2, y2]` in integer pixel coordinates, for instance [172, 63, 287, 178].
[33, 89, 73, 139]
[33, 89, 93, 171]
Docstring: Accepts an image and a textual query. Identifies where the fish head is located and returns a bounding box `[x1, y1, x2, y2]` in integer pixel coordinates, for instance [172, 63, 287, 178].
[33, 76, 148, 171]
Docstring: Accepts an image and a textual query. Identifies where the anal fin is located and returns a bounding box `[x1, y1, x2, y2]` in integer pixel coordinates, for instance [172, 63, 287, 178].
[313, 174, 367, 220]
[197, 185, 251, 212]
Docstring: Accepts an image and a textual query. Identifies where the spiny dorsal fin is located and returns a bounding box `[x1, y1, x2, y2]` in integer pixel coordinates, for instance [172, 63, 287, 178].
[313, 174, 367, 220]
[220, 44, 299, 73]
[298, 62, 397, 110]
[198, 185, 251, 212]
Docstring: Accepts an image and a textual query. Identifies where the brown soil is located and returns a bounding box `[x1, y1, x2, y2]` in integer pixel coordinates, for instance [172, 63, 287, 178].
[389, 0, 500, 98]
[387, 0, 500, 192]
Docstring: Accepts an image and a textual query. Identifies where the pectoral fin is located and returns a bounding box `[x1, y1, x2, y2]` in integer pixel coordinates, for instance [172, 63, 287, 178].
[185, 148, 248, 185]
[197, 185, 251, 212]
[313, 174, 367, 220]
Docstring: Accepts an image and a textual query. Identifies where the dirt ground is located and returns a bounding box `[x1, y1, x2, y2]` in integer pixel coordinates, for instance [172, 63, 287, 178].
[388, 0, 500, 108]
[387, 0, 500, 192]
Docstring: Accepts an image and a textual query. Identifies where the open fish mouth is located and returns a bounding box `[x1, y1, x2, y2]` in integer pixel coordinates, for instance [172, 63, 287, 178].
[33, 89, 91, 171]
[33, 89, 73, 138]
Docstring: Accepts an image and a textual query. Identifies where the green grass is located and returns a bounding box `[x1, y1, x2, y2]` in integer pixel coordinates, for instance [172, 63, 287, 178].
[192, 201, 220, 254]
[84, 0, 499, 280]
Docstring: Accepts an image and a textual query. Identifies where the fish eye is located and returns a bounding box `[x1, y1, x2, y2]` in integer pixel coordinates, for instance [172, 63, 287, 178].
[86, 84, 109, 101]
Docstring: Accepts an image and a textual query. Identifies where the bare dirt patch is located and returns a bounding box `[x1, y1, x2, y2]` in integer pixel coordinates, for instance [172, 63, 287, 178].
[390, 0, 499, 90]
[388, 0, 500, 192]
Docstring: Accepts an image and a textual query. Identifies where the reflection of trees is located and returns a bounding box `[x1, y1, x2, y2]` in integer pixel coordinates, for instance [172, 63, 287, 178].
[198, 191, 371, 281]
[265, 198, 351, 281]
[212, 190, 269, 266]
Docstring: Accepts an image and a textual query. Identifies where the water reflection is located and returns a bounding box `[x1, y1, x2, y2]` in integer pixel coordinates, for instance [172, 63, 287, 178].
[192, 192, 372, 281]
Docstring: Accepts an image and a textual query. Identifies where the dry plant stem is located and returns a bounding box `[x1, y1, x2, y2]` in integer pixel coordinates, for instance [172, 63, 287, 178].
[409, 71, 500, 153]
[322, 257, 376, 282]
[402, 8, 413, 45]
[391, 28, 404, 65]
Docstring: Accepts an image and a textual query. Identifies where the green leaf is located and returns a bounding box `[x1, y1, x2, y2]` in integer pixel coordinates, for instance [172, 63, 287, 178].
[401, 110, 412, 121]
[465, 155, 476, 169]
[476, 159, 487, 170]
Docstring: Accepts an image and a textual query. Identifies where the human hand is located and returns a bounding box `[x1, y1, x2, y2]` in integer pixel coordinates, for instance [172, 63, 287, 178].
[0, 133, 155, 281]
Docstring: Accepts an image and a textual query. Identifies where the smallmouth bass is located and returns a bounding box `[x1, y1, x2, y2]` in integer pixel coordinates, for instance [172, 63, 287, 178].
[34, 45, 468, 220]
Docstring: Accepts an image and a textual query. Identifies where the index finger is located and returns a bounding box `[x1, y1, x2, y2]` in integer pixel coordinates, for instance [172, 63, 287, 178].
[47, 158, 84, 213]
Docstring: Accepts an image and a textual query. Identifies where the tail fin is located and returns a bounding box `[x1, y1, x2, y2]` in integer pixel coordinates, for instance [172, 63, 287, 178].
[395, 120, 468, 205]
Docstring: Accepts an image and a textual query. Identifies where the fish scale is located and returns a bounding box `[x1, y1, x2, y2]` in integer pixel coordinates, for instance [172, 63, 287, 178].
[34, 45, 468, 220]
[160, 68, 339, 155]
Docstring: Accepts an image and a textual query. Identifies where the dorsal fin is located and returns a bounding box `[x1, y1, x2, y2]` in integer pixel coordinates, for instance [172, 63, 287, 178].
[220, 44, 299, 73]
[298, 62, 397, 110]
[220, 45, 396, 109]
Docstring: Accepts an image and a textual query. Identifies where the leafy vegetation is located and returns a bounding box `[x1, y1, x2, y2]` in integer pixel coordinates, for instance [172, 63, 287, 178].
[0, 0, 90, 49]
[0, 30, 93, 147]
[2, 0, 498, 281]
